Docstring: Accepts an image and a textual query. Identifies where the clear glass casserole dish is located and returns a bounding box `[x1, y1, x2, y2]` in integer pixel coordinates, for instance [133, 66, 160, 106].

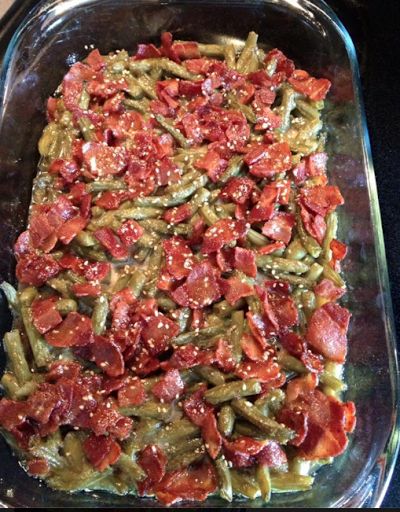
[0, 0, 398, 507]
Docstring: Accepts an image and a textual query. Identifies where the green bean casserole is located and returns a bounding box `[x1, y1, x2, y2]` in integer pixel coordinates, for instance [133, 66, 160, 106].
[0, 32, 356, 505]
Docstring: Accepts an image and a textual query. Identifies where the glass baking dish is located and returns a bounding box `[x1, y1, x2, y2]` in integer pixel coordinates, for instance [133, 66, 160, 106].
[0, 0, 398, 507]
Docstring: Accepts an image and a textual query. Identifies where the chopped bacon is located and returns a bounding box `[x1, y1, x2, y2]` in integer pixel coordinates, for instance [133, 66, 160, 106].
[71, 282, 102, 297]
[27, 458, 50, 476]
[258, 281, 298, 334]
[201, 411, 222, 459]
[257, 441, 288, 468]
[154, 460, 217, 505]
[306, 303, 351, 363]
[300, 185, 344, 217]
[94, 228, 128, 260]
[31, 297, 62, 334]
[288, 69, 331, 101]
[194, 150, 228, 182]
[245, 142, 292, 178]
[163, 203, 192, 224]
[90, 335, 125, 377]
[220, 177, 254, 205]
[162, 236, 196, 279]
[264, 48, 295, 80]
[314, 278, 346, 302]
[258, 241, 286, 255]
[82, 142, 128, 177]
[83, 434, 121, 471]
[183, 386, 213, 427]
[16, 253, 60, 286]
[141, 314, 180, 356]
[233, 247, 257, 277]
[116, 220, 143, 246]
[201, 219, 248, 254]
[171, 261, 222, 309]
[162, 344, 215, 370]
[44, 312, 93, 348]
[223, 436, 265, 468]
[152, 369, 184, 403]
[240, 333, 265, 361]
[134, 43, 162, 60]
[221, 276, 254, 305]
[214, 338, 236, 373]
[262, 212, 295, 245]
[235, 359, 280, 383]
[139, 445, 167, 484]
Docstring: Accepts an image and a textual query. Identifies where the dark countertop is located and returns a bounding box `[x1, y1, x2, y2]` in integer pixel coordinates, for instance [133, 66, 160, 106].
[0, 0, 399, 508]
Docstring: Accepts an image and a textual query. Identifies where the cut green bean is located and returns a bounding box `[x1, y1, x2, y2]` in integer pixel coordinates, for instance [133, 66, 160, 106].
[92, 295, 109, 335]
[218, 405, 235, 436]
[3, 330, 32, 385]
[204, 379, 262, 404]
[256, 464, 272, 502]
[215, 457, 233, 502]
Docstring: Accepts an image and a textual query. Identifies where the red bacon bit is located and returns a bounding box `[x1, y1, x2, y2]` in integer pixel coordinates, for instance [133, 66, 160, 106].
[277, 407, 309, 446]
[194, 150, 228, 182]
[235, 359, 280, 383]
[83, 434, 121, 471]
[258, 241, 286, 255]
[94, 227, 128, 260]
[171, 261, 222, 309]
[116, 220, 143, 246]
[90, 335, 125, 377]
[162, 344, 214, 370]
[154, 460, 217, 506]
[201, 411, 222, 459]
[89, 399, 133, 440]
[16, 253, 60, 286]
[300, 185, 344, 218]
[163, 203, 192, 225]
[31, 297, 62, 335]
[245, 142, 292, 178]
[221, 276, 254, 306]
[314, 278, 346, 302]
[220, 177, 254, 205]
[258, 281, 298, 334]
[240, 333, 265, 361]
[82, 142, 128, 177]
[264, 49, 295, 80]
[139, 445, 167, 485]
[262, 212, 295, 245]
[44, 312, 93, 348]
[201, 219, 248, 254]
[163, 236, 196, 279]
[141, 315, 180, 356]
[183, 386, 213, 427]
[223, 436, 265, 467]
[27, 458, 50, 476]
[152, 369, 184, 403]
[58, 216, 87, 245]
[71, 282, 102, 298]
[288, 69, 331, 101]
[134, 43, 162, 60]
[306, 302, 351, 363]
[214, 338, 236, 373]
[293, 152, 328, 185]
[331, 239, 347, 261]
[280, 331, 324, 374]
[233, 247, 257, 277]
[116, 377, 146, 408]
[257, 441, 288, 468]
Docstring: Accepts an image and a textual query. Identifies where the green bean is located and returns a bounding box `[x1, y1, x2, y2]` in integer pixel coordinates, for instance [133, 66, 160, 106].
[47, 278, 71, 298]
[231, 399, 294, 443]
[320, 372, 346, 392]
[270, 472, 314, 492]
[139, 219, 190, 236]
[174, 307, 191, 333]
[256, 254, 309, 274]
[321, 211, 338, 261]
[3, 330, 31, 385]
[21, 305, 51, 368]
[130, 74, 157, 99]
[213, 299, 240, 318]
[195, 365, 226, 386]
[254, 389, 285, 416]
[204, 379, 261, 404]
[305, 262, 323, 282]
[75, 231, 97, 247]
[236, 32, 259, 73]
[120, 401, 173, 421]
[200, 204, 220, 226]
[215, 457, 233, 502]
[230, 310, 244, 362]
[322, 262, 345, 288]
[231, 469, 261, 499]
[228, 94, 257, 123]
[295, 99, 320, 120]
[256, 465, 272, 502]
[123, 97, 149, 113]
[92, 295, 109, 335]
[78, 117, 96, 142]
[56, 298, 77, 315]
[0, 282, 19, 313]
[156, 294, 177, 311]
[277, 85, 298, 133]
[86, 180, 126, 192]
[19, 286, 38, 305]
[1, 373, 38, 400]
[285, 238, 307, 260]
[158, 418, 200, 446]
[301, 289, 316, 316]
[129, 58, 199, 80]
[247, 229, 269, 247]
[173, 325, 225, 346]
[219, 155, 244, 183]
[168, 440, 205, 470]
[218, 405, 235, 436]
[246, 295, 263, 315]
[296, 210, 322, 258]
[224, 44, 237, 69]
[274, 273, 314, 288]
[63, 432, 86, 469]
[115, 453, 146, 482]
[154, 114, 190, 148]
[143, 245, 163, 297]
[116, 206, 163, 220]
[277, 350, 306, 374]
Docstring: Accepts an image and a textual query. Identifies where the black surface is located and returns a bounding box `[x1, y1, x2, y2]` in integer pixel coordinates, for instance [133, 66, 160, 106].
[0, 0, 399, 508]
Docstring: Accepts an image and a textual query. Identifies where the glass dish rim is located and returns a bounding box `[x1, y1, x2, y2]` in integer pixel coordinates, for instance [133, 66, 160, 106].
[0, 0, 399, 508]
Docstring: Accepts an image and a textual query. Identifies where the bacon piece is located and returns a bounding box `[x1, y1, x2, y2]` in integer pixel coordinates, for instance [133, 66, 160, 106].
[221, 276, 254, 305]
[71, 283, 102, 297]
[194, 150, 228, 182]
[306, 303, 351, 363]
[94, 227, 128, 260]
[220, 177, 254, 205]
[162, 236, 196, 280]
[141, 315, 180, 356]
[314, 278, 346, 302]
[233, 247, 257, 277]
[288, 69, 331, 101]
[139, 445, 167, 485]
[45, 312, 93, 348]
[214, 338, 236, 373]
[201, 219, 248, 254]
[240, 333, 265, 361]
[31, 297, 62, 335]
[83, 434, 121, 471]
[257, 441, 288, 468]
[245, 142, 292, 178]
[171, 261, 222, 309]
[300, 185, 344, 217]
[262, 212, 295, 245]
[16, 254, 60, 286]
[152, 369, 184, 403]
[235, 359, 280, 383]
[82, 142, 128, 176]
